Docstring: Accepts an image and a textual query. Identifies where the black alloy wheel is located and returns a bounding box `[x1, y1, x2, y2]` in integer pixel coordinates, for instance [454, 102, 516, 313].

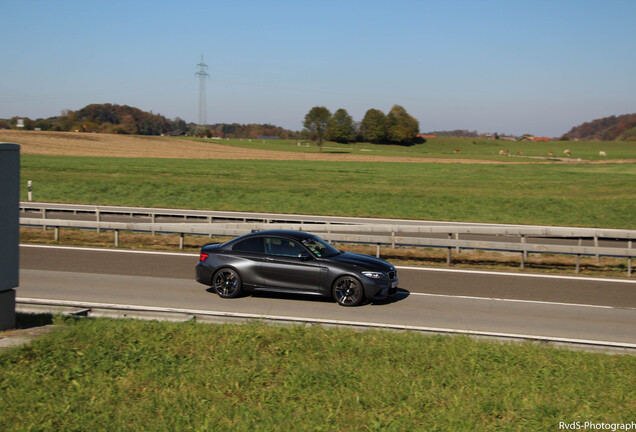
[213, 268, 242, 298]
[333, 276, 364, 306]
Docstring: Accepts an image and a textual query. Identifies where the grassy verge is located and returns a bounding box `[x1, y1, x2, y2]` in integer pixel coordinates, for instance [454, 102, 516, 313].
[21, 155, 636, 228]
[20, 227, 634, 278]
[1, 318, 634, 431]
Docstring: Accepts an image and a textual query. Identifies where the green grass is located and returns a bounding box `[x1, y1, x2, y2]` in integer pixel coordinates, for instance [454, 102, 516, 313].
[1, 318, 634, 431]
[21, 155, 636, 228]
[181, 136, 636, 161]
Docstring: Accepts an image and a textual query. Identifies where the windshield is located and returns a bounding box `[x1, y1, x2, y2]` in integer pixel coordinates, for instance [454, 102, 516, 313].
[301, 235, 341, 258]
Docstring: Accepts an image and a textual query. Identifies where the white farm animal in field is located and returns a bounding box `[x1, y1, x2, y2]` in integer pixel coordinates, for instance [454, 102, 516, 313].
[564, 149, 572, 156]
[599, 151, 607, 156]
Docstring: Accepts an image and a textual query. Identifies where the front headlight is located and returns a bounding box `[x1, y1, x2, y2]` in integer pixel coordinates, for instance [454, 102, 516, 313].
[362, 271, 384, 279]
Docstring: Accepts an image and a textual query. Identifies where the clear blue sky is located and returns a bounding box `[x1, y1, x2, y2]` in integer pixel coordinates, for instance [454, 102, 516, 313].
[2, 0, 635, 137]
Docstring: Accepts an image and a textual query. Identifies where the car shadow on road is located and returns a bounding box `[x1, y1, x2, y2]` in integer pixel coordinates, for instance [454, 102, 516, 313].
[370, 288, 410, 306]
[206, 287, 410, 306]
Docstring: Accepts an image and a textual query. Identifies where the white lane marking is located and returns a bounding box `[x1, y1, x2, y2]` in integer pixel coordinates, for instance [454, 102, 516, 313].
[20, 243, 197, 257]
[396, 265, 636, 284]
[21, 244, 636, 284]
[406, 292, 630, 310]
[16, 297, 636, 350]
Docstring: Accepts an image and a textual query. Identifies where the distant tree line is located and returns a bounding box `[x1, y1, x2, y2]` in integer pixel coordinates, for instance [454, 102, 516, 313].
[423, 129, 480, 138]
[0, 103, 299, 139]
[565, 113, 636, 141]
[303, 105, 420, 150]
[0, 104, 186, 135]
[201, 123, 298, 139]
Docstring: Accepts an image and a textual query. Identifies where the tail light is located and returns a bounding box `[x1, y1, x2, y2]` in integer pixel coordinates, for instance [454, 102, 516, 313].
[199, 252, 209, 262]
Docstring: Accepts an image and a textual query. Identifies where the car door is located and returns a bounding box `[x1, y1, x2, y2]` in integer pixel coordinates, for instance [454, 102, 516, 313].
[259, 236, 323, 293]
[229, 236, 267, 287]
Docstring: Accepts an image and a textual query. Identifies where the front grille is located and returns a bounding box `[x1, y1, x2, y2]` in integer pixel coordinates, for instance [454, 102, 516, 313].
[388, 271, 396, 280]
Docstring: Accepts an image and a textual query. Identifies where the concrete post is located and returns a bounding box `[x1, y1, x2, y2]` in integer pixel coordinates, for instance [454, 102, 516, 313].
[0, 143, 20, 330]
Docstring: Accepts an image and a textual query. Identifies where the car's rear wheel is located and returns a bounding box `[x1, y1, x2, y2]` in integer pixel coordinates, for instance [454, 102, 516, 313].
[333, 276, 364, 306]
[213, 268, 242, 298]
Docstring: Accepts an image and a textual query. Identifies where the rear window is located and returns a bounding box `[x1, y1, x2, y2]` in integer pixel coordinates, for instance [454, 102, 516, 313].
[233, 237, 265, 254]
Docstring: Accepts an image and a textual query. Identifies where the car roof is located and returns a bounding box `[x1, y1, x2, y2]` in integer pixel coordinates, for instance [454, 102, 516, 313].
[230, 230, 315, 243]
[243, 229, 314, 240]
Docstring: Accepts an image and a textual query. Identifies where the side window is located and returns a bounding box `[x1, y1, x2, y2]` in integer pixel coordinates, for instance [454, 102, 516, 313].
[233, 237, 265, 254]
[264, 237, 305, 257]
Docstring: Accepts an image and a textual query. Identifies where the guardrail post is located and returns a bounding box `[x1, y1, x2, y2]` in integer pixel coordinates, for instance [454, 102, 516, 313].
[96, 207, 101, 234]
[447, 233, 452, 267]
[376, 243, 381, 258]
[629, 240, 633, 277]
[114, 230, 119, 247]
[151, 213, 156, 235]
[521, 235, 527, 260]
[180, 233, 185, 250]
[520, 250, 525, 270]
[54, 227, 59, 242]
[594, 236, 600, 264]
[575, 238, 582, 274]
[42, 208, 47, 231]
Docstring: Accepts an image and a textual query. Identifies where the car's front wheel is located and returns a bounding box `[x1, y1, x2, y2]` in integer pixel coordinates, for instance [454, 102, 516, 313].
[333, 276, 364, 306]
[213, 268, 242, 298]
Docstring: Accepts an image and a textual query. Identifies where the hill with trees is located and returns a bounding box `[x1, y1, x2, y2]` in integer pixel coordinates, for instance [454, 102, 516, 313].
[565, 114, 636, 141]
[0, 103, 299, 139]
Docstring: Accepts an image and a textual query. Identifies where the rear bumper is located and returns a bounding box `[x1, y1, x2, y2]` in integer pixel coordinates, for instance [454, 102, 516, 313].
[195, 263, 214, 286]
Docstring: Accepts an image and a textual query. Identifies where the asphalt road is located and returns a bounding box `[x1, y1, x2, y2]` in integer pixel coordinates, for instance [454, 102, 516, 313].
[18, 245, 636, 345]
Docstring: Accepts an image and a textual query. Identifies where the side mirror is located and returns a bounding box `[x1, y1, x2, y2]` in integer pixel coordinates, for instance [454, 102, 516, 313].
[298, 252, 312, 261]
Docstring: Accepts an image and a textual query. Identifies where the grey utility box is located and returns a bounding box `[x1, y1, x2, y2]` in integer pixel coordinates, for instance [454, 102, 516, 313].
[0, 143, 19, 330]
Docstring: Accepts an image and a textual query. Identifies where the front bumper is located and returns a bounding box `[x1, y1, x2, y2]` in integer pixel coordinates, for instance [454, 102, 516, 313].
[363, 278, 399, 300]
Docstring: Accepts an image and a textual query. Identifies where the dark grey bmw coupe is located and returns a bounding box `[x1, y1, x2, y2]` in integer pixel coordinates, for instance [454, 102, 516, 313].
[196, 230, 398, 306]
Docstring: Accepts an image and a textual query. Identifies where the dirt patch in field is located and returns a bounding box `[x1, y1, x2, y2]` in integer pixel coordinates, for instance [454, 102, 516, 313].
[3, 130, 635, 164]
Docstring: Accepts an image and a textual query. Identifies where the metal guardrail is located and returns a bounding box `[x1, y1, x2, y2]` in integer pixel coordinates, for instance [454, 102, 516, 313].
[20, 215, 635, 276]
[21, 201, 636, 237]
[20, 202, 358, 225]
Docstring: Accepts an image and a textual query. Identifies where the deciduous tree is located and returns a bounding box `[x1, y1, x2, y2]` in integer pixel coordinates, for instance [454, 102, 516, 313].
[360, 109, 388, 143]
[303, 106, 332, 151]
[387, 105, 419, 145]
[325, 108, 355, 143]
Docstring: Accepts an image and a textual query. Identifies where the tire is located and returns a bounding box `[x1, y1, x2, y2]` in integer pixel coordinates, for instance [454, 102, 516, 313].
[213, 268, 242, 298]
[332, 276, 364, 307]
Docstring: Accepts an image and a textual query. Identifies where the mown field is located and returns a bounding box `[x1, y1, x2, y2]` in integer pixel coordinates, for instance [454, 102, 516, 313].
[21, 155, 636, 228]
[1, 318, 634, 431]
[182, 136, 636, 162]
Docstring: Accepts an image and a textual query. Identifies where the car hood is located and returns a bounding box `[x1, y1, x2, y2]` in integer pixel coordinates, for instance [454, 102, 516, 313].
[328, 251, 395, 272]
